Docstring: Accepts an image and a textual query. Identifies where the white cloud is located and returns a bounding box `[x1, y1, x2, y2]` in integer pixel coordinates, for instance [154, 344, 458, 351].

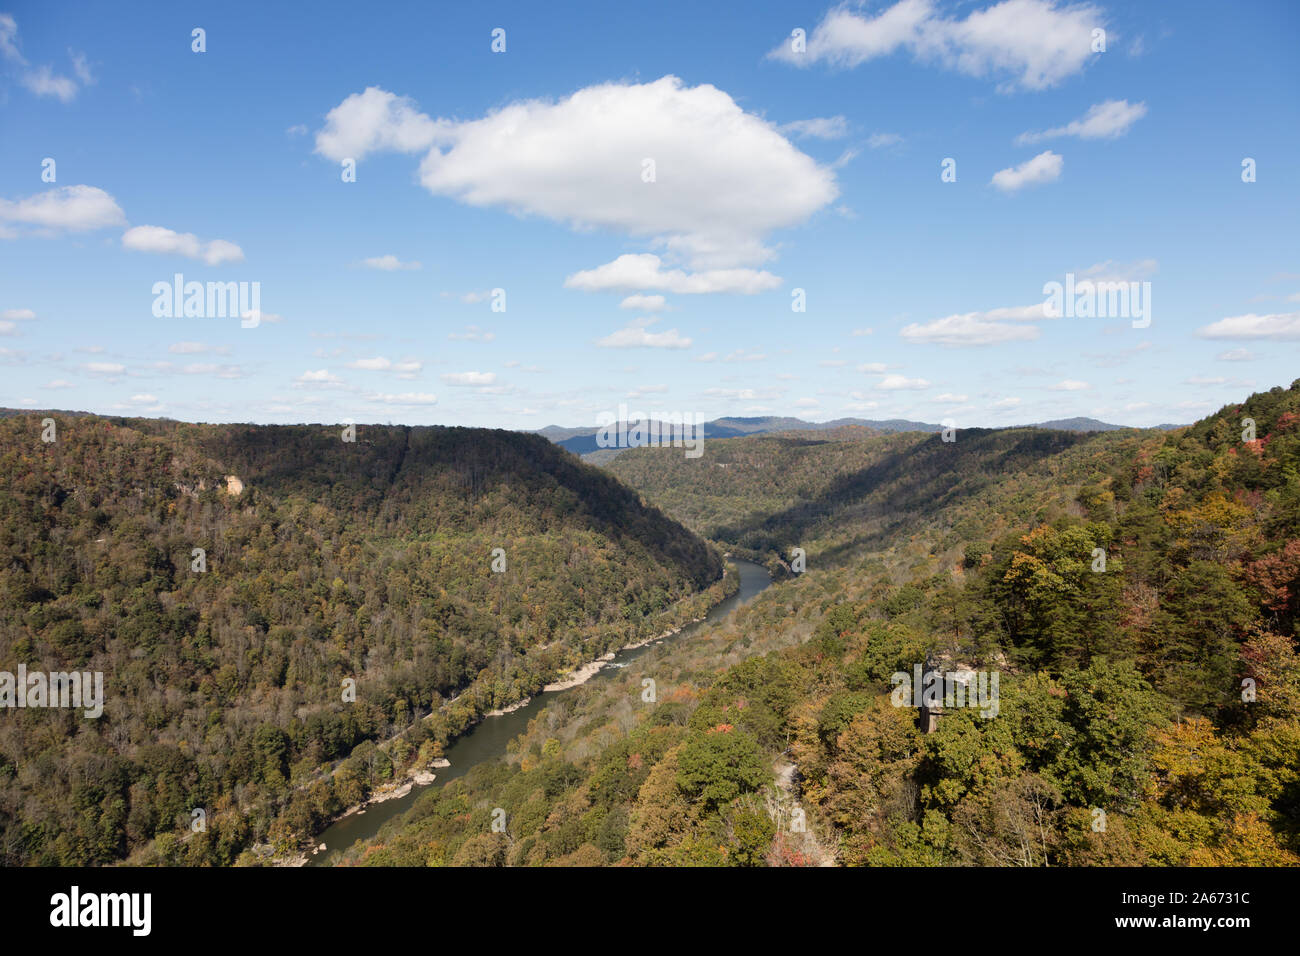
[991, 150, 1063, 192]
[851, 327, 874, 336]
[122, 225, 244, 265]
[1017, 99, 1147, 145]
[794, 397, 820, 408]
[779, 116, 849, 140]
[867, 132, 903, 149]
[934, 393, 969, 402]
[181, 363, 246, 379]
[441, 371, 497, 386]
[348, 357, 422, 377]
[596, 321, 693, 349]
[315, 87, 447, 162]
[619, 294, 668, 311]
[0, 185, 125, 234]
[1216, 348, 1256, 362]
[566, 254, 781, 295]
[2, 308, 35, 320]
[1184, 375, 1226, 385]
[448, 325, 495, 341]
[297, 369, 342, 385]
[360, 254, 421, 271]
[0, 14, 18, 61]
[628, 384, 669, 398]
[771, 0, 1104, 91]
[367, 392, 438, 406]
[84, 362, 125, 375]
[169, 341, 229, 355]
[1049, 379, 1090, 391]
[71, 51, 93, 84]
[858, 362, 889, 373]
[319, 77, 837, 271]
[899, 305, 1048, 346]
[21, 64, 76, 101]
[994, 396, 1022, 408]
[0, 321, 14, 335]
[877, 374, 930, 390]
[0, 17, 91, 102]
[43, 379, 73, 389]
[1080, 258, 1158, 282]
[1197, 312, 1300, 340]
[703, 387, 783, 401]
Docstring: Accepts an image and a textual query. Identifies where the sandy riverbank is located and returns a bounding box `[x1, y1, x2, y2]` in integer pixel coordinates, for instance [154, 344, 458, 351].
[541, 614, 707, 692]
[543, 652, 615, 691]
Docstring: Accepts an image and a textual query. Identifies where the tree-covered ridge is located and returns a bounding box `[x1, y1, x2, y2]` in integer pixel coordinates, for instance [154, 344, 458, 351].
[350, 381, 1300, 866]
[609, 424, 1119, 572]
[0, 414, 722, 865]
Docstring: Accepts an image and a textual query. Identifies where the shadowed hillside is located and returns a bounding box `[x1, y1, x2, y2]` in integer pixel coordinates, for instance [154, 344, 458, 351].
[0, 414, 722, 865]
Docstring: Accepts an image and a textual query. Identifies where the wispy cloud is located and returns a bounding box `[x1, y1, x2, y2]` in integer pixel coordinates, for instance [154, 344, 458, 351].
[359, 254, 421, 271]
[991, 150, 1063, 192]
[769, 0, 1105, 92]
[1017, 100, 1147, 145]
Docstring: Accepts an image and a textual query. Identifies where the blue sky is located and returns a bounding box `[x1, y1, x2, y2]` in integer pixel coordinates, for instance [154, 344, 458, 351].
[2, 0, 1298, 430]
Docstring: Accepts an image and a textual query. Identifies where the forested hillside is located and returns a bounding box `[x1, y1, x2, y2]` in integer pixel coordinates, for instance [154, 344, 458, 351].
[349, 382, 1300, 866]
[0, 414, 722, 865]
[608, 424, 1114, 571]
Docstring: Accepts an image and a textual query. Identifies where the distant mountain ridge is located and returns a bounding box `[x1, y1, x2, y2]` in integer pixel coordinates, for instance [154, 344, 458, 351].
[536, 414, 1181, 459]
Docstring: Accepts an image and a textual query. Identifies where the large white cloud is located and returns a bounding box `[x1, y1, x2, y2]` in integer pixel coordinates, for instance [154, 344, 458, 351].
[771, 0, 1104, 91]
[0, 185, 126, 233]
[122, 225, 244, 265]
[316, 76, 837, 271]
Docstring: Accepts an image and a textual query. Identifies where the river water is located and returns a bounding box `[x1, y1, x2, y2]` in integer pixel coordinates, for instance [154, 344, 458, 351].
[307, 558, 773, 865]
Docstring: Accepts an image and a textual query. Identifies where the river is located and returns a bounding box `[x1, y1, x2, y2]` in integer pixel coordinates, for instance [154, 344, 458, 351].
[306, 558, 772, 865]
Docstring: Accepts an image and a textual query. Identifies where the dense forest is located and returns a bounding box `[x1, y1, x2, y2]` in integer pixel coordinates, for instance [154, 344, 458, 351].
[607, 423, 1119, 572]
[341, 382, 1299, 866]
[0, 415, 723, 865]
